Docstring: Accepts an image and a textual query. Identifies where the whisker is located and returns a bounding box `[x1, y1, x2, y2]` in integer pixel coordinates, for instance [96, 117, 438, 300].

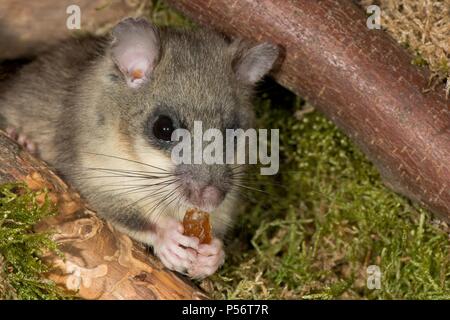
[231, 178, 287, 190]
[123, 177, 180, 216]
[230, 164, 247, 172]
[86, 167, 174, 176]
[123, 181, 180, 212]
[81, 152, 170, 173]
[152, 189, 181, 223]
[95, 179, 180, 196]
[227, 190, 258, 203]
[233, 183, 271, 195]
[85, 167, 173, 178]
[74, 175, 173, 183]
[152, 184, 181, 213]
[94, 178, 179, 188]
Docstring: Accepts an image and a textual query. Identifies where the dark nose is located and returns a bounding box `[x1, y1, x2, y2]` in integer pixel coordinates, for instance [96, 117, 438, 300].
[188, 184, 225, 210]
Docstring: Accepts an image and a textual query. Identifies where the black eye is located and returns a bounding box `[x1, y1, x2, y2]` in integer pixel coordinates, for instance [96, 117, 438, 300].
[153, 115, 175, 141]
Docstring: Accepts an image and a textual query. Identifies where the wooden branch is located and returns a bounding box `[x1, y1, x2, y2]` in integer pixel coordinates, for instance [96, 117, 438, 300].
[0, 0, 146, 60]
[0, 131, 207, 300]
[166, 0, 450, 221]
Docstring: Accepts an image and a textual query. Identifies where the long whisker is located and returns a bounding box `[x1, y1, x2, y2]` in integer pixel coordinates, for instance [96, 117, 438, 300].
[151, 184, 182, 214]
[85, 168, 173, 178]
[81, 152, 171, 173]
[86, 167, 174, 176]
[151, 184, 183, 223]
[231, 178, 287, 190]
[230, 164, 247, 172]
[66, 166, 171, 177]
[233, 183, 271, 195]
[95, 179, 180, 196]
[227, 190, 259, 204]
[123, 180, 180, 213]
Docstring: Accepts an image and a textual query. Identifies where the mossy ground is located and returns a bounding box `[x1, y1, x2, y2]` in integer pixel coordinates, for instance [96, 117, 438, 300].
[206, 84, 450, 299]
[0, 184, 65, 299]
[0, 0, 449, 300]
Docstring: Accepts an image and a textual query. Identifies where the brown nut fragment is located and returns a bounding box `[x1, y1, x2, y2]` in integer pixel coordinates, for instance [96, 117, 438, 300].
[182, 208, 212, 244]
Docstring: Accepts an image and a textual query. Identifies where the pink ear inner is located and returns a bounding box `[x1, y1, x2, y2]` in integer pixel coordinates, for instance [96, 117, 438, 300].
[111, 18, 160, 89]
[117, 50, 153, 88]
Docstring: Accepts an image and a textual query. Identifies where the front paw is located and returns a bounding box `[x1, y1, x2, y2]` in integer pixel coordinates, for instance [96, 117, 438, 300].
[187, 238, 225, 279]
[153, 219, 199, 274]
[6, 127, 38, 154]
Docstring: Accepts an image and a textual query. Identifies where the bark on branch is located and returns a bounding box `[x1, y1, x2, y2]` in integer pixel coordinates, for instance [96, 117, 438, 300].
[0, 131, 207, 300]
[166, 0, 450, 222]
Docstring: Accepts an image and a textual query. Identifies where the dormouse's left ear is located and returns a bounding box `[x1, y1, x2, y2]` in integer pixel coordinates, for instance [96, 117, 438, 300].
[111, 17, 160, 89]
[232, 41, 279, 84]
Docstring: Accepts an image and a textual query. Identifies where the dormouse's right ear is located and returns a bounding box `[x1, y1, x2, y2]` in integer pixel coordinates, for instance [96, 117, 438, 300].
[111, 17, 160, 89]
[230, 40, 279, 85]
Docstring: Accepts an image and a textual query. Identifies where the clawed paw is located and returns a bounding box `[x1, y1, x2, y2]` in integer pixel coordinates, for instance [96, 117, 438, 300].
[152, 219, 225, 279]
[6, 127, 38, 154]
[153, 219, 199, 274]
[187, 238, 225, 280]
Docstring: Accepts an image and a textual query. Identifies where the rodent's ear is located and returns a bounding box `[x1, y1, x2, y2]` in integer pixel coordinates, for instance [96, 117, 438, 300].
[111, 17, 160, 89]
[231, 41, 279, 84]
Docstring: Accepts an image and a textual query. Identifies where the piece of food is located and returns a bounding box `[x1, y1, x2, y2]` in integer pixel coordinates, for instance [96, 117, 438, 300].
[182, 208, 212, 244]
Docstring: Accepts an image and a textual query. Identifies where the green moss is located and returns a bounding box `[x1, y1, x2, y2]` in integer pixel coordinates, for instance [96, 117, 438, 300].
[209, 82, 450, 299]
[411, 51, 429, 67]
[150, 0, 195, 28]
[0, 183, 66, 300]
